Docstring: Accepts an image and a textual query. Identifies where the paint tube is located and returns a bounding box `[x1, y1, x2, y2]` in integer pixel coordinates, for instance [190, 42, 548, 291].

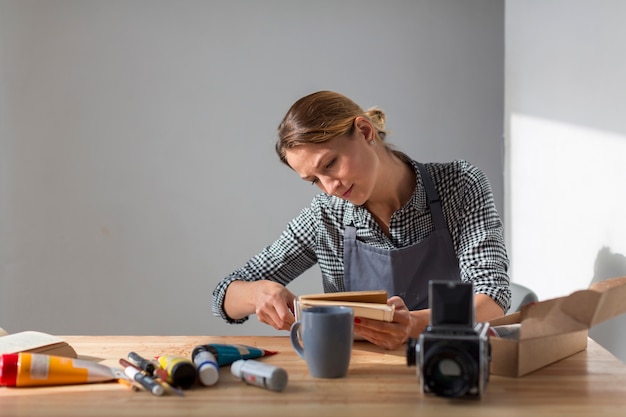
[156, 355, 197, 389]
[0, 353, 116, 387]
[231, 359, 288, 392]
[191, 343, 277, 367]
[191, 348, 219, 386]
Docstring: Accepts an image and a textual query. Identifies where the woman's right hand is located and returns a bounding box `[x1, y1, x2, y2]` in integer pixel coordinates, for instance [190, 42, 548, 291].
[253, 280, 296, 331]
[224, 280, 296, 331]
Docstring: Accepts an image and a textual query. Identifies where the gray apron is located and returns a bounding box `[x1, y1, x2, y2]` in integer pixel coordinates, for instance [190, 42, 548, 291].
[343, 163, 460, 310]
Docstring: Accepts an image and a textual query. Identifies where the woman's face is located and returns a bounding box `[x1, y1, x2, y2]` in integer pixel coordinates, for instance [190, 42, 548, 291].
[285, 118, 379, 206]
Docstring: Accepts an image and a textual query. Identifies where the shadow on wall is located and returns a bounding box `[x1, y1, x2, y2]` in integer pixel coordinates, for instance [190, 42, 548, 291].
[589, 246, 626, 363]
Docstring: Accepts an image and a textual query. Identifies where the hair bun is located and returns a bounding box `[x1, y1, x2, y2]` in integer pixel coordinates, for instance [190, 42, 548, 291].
[366, 107, 386, 130]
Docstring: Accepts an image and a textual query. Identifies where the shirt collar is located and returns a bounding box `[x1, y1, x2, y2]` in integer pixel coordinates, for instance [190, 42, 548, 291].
[342, 159, 429, 228]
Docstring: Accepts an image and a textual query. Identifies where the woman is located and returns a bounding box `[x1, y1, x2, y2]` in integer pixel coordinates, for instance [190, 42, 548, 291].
[212, 91, 510, 349]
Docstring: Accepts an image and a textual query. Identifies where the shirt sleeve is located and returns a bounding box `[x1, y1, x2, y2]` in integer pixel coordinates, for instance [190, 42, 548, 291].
[448, 161, 511, 313]
[211, 207, 318, 324]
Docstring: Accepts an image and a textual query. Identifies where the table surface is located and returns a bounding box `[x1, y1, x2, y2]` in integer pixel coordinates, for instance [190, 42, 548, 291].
[1, 336, 626, 417]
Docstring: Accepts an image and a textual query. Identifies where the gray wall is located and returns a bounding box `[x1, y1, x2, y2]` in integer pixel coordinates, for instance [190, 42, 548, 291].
[0, 0, 504, 336]
[505, 0, 626, 362]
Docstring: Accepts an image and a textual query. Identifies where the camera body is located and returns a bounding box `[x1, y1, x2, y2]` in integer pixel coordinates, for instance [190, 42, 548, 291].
[407, 281, 491, 398]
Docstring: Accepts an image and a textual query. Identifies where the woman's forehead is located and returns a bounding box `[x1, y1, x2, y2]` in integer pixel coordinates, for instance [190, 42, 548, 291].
[285, 143, 329, 167]
[284, 137, 347, 174]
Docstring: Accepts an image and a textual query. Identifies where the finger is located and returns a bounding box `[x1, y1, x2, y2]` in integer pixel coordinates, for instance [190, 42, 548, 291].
[354, 327, 402, 350]
[260, 305, 294, 331]
[354, 316, 382, 330]
[354, 317, 407, 349]
[276, 313, 295, 331]
[256, 310, 280, 330]
[387, 296, 408, 311]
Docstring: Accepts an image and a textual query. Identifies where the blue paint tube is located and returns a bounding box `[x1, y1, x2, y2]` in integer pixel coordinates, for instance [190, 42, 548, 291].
[191, 344, 277, 367]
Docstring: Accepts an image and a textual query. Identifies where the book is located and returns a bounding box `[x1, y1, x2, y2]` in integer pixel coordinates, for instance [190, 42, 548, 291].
[0, 331, 77, 358]
[295, 290, 395, 322]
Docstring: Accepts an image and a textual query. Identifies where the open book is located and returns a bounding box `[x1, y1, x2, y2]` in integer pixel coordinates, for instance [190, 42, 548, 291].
[0, 330, 77, 358]
[295, 290, 395, 322]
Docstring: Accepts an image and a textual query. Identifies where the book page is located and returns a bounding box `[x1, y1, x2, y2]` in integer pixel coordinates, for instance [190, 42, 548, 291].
[300, 290, 388, 304]
[297, 299, 395, 322]
[0, 331, 77, 357]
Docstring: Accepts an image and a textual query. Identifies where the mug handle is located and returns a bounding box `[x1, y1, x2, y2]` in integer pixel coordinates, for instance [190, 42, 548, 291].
[290, 321, 305, 359]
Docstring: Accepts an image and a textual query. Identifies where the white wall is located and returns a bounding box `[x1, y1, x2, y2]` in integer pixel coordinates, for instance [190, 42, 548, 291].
[0, 0, 505, 336]
[505, 0, 626, 361]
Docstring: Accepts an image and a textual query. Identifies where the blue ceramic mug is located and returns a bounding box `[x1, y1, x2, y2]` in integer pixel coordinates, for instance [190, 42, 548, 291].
[290, 306, 354, 378]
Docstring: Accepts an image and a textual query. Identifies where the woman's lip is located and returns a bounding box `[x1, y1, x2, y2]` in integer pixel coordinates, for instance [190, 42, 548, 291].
[342, 185, 353, 198]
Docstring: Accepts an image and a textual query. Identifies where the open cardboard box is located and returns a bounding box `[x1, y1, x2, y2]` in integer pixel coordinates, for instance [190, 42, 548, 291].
[488, 276, 626, 377]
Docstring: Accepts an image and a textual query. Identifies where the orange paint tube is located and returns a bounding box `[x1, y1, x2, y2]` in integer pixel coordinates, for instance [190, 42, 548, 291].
[0, 353, 117, 387]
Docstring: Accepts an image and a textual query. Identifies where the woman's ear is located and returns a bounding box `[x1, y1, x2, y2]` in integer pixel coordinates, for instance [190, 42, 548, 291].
[353, 117, 375, 142]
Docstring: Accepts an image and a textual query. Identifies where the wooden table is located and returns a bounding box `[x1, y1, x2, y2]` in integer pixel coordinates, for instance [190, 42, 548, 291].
[1, 336, 625, 416]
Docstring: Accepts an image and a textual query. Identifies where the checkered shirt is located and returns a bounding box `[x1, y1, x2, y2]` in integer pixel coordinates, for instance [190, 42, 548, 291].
[212, 159, 511, 323]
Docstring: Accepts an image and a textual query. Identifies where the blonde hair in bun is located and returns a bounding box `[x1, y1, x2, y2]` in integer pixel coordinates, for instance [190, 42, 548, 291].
[276, 91, 391, 165]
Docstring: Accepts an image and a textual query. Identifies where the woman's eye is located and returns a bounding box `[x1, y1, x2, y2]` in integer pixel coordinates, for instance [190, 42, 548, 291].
[311, 178, 318, 186]
[325, 159, 336, 169]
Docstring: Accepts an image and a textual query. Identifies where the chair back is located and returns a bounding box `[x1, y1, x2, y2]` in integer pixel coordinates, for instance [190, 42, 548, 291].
[509, 282, 539, 313]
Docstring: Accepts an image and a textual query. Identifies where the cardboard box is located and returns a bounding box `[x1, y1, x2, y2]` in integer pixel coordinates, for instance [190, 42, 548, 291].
[489, 276, 626, 377]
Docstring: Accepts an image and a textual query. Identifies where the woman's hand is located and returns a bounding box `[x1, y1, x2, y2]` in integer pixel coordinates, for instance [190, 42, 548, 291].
[253, 281, 297, 331]
[353, 296, 429, 350]
[224, 280, 296, 331]
[353, 293, 505, 350]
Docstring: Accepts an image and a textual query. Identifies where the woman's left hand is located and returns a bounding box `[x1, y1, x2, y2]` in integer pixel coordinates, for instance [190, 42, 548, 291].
[353, 296, 427, 350]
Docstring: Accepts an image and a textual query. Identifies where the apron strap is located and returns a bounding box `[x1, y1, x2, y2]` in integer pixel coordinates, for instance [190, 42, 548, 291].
[344, 224, 357, 240]
[416, 162, 447, 230]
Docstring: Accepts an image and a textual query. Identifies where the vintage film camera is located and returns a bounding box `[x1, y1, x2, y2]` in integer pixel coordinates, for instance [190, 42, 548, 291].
[406, 280, 491, 398]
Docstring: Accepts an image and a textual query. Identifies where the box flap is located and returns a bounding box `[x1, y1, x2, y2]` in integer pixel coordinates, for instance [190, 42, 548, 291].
[489, 311, 521, 327]
[585, 277, 626, 326]
[518, 276, 626, 340]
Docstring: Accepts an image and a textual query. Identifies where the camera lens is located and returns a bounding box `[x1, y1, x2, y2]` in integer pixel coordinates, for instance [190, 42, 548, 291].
[422, 342, 478, 397]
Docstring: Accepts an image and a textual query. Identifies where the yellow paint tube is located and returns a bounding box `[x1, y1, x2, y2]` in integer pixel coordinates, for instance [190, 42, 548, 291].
[156, 355, 197, 389]
[0, 353, 116, 387]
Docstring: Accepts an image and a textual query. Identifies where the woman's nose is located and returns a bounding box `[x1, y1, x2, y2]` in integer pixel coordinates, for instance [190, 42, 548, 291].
[321, 177, 341, 195]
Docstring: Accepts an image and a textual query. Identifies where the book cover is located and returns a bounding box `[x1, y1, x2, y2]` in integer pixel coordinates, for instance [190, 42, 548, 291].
[295, 290, 395, 322]
[0, 331, 77, 358]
